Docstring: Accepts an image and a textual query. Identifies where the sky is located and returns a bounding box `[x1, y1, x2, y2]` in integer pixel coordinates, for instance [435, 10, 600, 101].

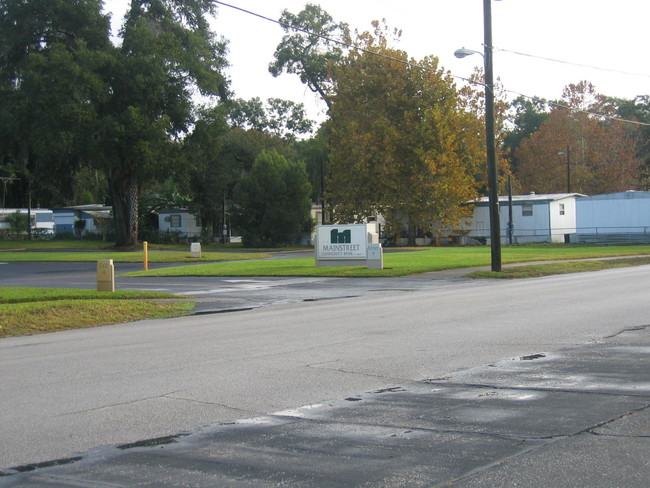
[104, 0, 650, 123]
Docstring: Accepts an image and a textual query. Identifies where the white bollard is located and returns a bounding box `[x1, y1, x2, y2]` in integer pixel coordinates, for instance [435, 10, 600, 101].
[190, 242, 202, 258]
[367, 243, 384, 270]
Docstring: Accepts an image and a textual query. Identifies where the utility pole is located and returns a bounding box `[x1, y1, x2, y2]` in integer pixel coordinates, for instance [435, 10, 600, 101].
[483, 0, 502, 271]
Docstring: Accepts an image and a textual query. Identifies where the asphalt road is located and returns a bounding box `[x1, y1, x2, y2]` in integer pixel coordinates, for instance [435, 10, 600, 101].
[2, 263, 649, 478]
[0, 259, 483, 312]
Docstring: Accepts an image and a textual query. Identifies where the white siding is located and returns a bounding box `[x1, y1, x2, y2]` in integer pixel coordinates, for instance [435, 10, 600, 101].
[0, 209, 55, 235]
[549, 199, 578, 242]
[159, 211, 202, 238]
[461, 194, 580, 244]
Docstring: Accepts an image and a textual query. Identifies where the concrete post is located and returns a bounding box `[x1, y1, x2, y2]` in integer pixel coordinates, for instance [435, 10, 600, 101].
[97, 259, 115, 292]
[367, 243, 384, 270]
[190, 242, 201, 258]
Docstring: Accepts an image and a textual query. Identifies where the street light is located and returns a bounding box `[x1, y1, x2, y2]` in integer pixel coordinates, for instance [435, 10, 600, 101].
[558, 147, 571, 193]
[455, 0, 502, 271]
[454, 48, 482, 59]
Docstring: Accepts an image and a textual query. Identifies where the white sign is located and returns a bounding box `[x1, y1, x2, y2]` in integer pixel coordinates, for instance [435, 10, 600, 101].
[316, 224, 369, 260]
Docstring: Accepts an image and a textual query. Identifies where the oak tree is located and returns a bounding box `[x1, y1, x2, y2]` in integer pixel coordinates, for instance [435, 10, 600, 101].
[227, 97, 313, 141]
[0, 0, 111, 210]
[269, 4, 348, 109]
[97, 0, 229, 246]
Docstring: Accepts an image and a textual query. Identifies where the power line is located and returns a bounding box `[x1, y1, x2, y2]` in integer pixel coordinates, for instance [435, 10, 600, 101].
[214, 1, 477, 86]
[505, 89, 650, 127]
[495, 47, 650, 79]
[214, 1, 650, 127]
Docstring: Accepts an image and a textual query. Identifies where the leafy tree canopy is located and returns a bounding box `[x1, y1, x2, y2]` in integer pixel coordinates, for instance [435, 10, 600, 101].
[503, 96, 549, 174]
[232, 150, 312, 247]
[516, 82, 643, 194]
[327, 21, 484, 240]
[269, 3, 348, 108]
[227, 97, 314, 141]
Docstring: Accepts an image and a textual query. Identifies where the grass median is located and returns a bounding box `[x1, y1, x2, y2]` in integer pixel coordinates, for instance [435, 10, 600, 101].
[0, 287, 195, 338]
[0, 250, 271, 263]
[122, 245, 650, 278]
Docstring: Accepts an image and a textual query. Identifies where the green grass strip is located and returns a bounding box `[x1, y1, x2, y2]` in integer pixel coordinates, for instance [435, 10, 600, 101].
[0, 299, 195, 338]
[0, 287, 180, 304]
[123, 245, 650, 278]
[0, 251, 271, 262]
[467, 256, 650, 279]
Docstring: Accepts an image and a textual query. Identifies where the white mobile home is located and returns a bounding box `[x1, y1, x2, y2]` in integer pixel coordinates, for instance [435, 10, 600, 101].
[575, 191, 650, 243]
[158, 209, 202, 240]
[461, 193, 584, 244]
[53, 204, 113, 238]
[0, 208, 54, 237]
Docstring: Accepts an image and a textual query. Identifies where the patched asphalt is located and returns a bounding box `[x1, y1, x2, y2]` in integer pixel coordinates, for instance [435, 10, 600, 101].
[2, 325, 648, 487]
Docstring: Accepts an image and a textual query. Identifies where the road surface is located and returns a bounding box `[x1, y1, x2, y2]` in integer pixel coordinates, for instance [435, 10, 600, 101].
[1, 264, 649, 470]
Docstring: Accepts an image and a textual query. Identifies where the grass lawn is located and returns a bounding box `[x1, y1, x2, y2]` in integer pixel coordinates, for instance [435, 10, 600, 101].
[0, 249, 271, 263]
[0, 240, 115, 250]
[0, 239, 275, 262]
[0, 287, 195, 338]
[122, 244, 650, 278]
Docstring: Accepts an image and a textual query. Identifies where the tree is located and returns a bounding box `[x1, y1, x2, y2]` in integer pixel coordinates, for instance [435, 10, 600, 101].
[516, 82, 643, 194]
[607, 95, 650, 190]
[4, 211, 29, 238]
[71, 168, 109, 205]
[0, 0, 112, 210]
[183, 106, 230, 242]
[184, 109, 299, 243]
[327, 22, 484, 242]
[0, 1, 230, 245]
[503, 96, 549, 174]
[456, 68, 513, 195]
[269, 4, 347, 109]
[294, 122, 330, 206]
[93, 0, 229, 247]
[232, 150, 312, 247]
[227, 97, 314, 141]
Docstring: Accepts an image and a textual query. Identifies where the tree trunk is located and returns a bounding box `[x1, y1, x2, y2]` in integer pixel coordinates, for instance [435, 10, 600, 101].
[127, 178, 138, 246]
[109, 174, 139, 247]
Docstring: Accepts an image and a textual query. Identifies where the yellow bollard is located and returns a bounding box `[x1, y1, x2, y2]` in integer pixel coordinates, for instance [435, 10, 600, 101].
[97, 259, 115, 292]
[143, 241, 149, 271]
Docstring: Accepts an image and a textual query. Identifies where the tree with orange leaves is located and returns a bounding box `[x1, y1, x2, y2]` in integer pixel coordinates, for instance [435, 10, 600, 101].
[516, 82, 642, 195]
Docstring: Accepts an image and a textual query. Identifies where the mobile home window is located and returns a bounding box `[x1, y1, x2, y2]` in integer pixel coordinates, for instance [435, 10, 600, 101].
[559, 203, 565, 215]
[522, 204, 533, 217]
[170, 214, 181, 227]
